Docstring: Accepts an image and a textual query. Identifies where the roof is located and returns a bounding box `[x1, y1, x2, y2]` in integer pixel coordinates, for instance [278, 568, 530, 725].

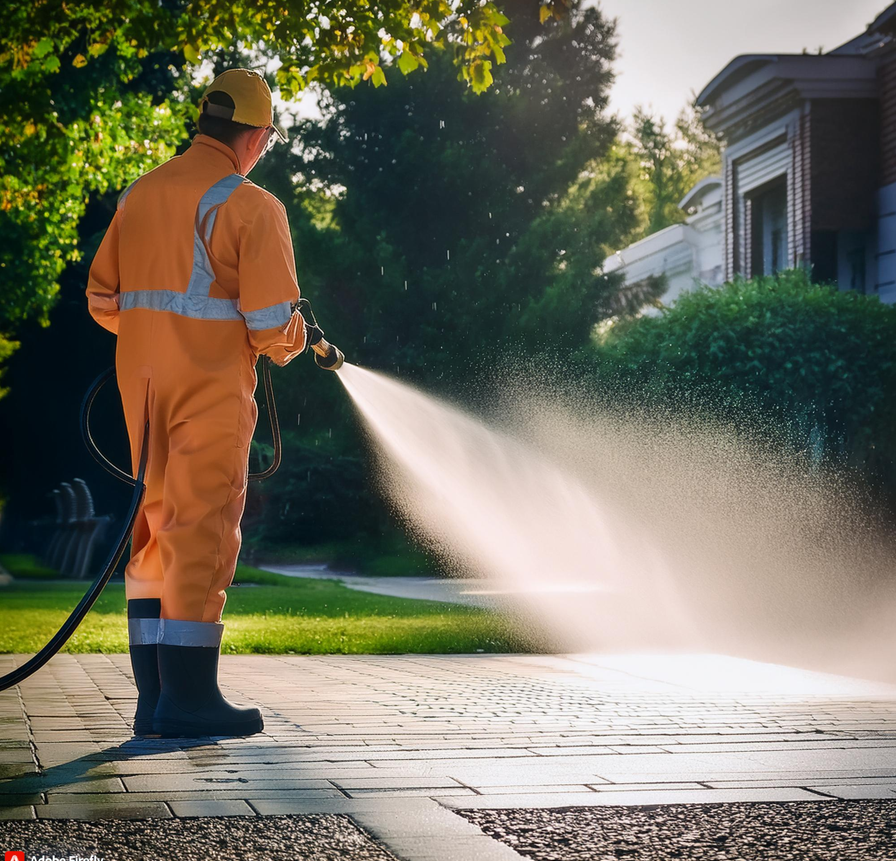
[678, 176, 722, 212]
[697, 4, 896, 110]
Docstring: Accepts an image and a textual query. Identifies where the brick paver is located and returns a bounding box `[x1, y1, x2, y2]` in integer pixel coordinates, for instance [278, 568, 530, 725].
[2, 652, 896, 860]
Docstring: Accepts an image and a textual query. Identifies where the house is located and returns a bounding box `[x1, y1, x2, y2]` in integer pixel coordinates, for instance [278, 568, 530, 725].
[604, 176, 724, 308]
[607, 3, 896, 306]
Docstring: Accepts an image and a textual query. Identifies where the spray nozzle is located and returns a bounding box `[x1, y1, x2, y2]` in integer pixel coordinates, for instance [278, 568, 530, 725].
[313, 341, 345, 371]
[296, 297, 345, 371]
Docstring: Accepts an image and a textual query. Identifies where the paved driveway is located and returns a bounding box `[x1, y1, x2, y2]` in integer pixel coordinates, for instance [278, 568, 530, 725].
[260, 564, 501, 607]
[2, 653, 896, 860]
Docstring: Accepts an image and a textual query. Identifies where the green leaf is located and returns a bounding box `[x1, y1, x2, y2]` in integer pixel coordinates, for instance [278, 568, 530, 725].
[397, 51, 419, 75]
[183, 44, 200, 64]
[33, 38, 53, 58]
[469, 59, 492, 92]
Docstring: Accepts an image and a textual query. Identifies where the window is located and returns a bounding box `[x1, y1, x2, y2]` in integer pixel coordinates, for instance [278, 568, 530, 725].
[750, 182, 788, 276]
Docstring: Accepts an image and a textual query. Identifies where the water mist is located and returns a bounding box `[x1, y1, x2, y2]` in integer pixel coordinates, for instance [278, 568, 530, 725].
[338, 363, 896, 682]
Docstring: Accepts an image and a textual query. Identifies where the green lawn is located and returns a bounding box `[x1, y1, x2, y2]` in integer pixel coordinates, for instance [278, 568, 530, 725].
[0, 563, 546, 655]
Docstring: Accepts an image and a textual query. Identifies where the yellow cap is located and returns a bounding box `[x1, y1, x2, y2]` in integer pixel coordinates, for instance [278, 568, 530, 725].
[200, 69, 288, 142]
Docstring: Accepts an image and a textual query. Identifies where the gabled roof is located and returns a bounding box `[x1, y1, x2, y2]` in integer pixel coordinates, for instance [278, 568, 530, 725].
[697, 56, 779, 107]
[696, 53, 875, 110]
[678, 176, 722, 212]
[698, 3, 896, 111]
[829, 4, 896, 55]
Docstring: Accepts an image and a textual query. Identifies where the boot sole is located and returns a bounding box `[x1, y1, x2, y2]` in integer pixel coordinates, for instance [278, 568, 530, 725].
[153, 716, 264, 739]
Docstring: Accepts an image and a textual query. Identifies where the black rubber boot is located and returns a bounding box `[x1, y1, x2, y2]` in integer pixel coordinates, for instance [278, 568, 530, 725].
[127, 599, 161, 736]
[152, 643, 264, 738]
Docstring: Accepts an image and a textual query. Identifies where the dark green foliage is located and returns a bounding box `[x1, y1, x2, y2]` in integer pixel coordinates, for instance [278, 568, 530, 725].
[0, 553, 58, 580]
[244, 433, 382, 545]
[590, 269, 896, 496]
[269, 0, 632, 381]
[0, 0, 524, 397]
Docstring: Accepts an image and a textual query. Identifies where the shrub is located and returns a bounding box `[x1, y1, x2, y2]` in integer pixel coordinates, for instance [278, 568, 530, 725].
[589, 269, 896, 498]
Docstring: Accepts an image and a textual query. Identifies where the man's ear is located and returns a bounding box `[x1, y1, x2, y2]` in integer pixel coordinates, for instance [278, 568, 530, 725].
[249, 126, 268, 151]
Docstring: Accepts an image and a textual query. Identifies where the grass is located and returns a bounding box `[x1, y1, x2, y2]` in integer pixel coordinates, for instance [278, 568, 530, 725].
[0, 564, 546, 655]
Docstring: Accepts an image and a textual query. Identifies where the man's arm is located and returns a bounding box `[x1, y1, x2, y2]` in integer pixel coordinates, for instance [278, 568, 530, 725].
[238, 193, 307, 366]
[86, 209, 122, 334]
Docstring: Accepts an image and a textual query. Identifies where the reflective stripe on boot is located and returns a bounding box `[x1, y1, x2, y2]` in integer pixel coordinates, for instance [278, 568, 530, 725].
[127, 599, 161, 736]
[152, 622, 263, 738]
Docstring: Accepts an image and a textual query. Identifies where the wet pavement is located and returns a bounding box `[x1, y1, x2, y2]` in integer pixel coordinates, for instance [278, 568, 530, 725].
[1, 652, 896, 860]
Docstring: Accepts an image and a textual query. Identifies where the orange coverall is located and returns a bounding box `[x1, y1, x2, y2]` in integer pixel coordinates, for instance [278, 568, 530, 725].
[87, 134, 307, 626]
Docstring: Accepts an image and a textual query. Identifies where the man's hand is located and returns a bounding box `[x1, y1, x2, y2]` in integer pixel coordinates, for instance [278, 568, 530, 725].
[295, 298, 325, 353]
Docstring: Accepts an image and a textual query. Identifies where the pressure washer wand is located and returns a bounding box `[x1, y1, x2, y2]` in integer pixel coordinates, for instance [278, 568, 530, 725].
[298, 298, 344, 371]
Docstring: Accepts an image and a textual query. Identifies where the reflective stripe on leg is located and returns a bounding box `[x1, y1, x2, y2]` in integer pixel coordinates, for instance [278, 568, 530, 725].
[159, 619, 224, 647]
[128, 618, 161, 645]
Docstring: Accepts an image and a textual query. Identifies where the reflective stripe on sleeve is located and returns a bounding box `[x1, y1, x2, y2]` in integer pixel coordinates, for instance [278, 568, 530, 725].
[241, 300, 293, 331]
[128, 618, 160, 645]
[158, 619, 224, 648]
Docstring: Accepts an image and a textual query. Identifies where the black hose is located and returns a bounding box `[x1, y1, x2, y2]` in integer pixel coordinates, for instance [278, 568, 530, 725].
[80, 367, 135, 484]
[81, 358, 281, 484]
[250, 357, 282, 482]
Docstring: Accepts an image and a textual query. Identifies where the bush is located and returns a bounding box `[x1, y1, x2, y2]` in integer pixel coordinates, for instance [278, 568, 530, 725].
[243, 433, 386, 547]
[589, 269, 896, 497]
[0, 553, 59, 580]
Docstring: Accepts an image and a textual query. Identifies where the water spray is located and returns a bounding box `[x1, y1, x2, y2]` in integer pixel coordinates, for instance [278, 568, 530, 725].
[337, 364, 896, 677]
[0, 299, 345, 693]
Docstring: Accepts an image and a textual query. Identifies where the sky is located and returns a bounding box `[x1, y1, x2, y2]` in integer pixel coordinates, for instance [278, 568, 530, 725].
[279, 0, 892, 130]
[596, 0, 890, 125]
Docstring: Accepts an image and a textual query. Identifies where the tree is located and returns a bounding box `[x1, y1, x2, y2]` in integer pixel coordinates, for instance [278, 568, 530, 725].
[0, 0, 567, 392]
[266, 0, 633, 386]
[236, 0, 636, 549]
[623, 99, 721, 240]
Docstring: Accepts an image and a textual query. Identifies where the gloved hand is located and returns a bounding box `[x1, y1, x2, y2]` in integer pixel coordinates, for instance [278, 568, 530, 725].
[294, 298, 324, 354]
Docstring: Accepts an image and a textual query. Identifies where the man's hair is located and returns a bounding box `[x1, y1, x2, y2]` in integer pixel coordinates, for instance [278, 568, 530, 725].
[197, 91, 258, 147]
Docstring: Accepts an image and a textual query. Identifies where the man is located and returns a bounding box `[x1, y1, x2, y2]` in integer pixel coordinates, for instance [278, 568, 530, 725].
[87, 69, 312, 739]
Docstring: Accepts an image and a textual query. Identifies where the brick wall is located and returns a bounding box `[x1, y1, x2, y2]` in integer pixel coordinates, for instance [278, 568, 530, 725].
[723, 158, 737, 280]
[788, 109, 811, 269]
